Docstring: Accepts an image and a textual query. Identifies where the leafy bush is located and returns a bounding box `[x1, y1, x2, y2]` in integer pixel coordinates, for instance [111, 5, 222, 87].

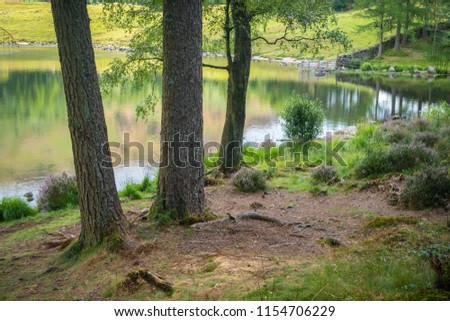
[0, 197, 37, 221]
[418, 244, 450, 291]
[281, 94, 325, 142]
[347, 59, 362, 69]
[425, 102, 450, 130]
[361, 62, 374, 71]
[232, 168, 267, 193]
[408, 118, 430, 132]
[355, 144, 438, 178]
[37, 172, 79, 212]
[311, 165, 338, 183]
[401, 166, 450, 209]
[413, 131, 439, 148]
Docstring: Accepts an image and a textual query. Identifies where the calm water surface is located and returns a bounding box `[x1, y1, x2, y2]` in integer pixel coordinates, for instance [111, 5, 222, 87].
[1, 47, 449, 200]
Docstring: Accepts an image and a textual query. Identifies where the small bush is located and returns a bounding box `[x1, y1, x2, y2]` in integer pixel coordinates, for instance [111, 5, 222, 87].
[37, 172, 78, 212]
[361, 62, 374, 71]
[413, 131, 439, 148]
[232, 168, 267, 193]
[408, 118, 430, 132]
[355, 144, 438, 178]
[311, 165, 338, 183]
[425, 102, 450, 130]
[0, 197, 37, 222]
[419, 244, 450, 291]
[119, 183, 143, 200]
[401, 166, 450, 209]
[281, 94, 325, 142]
[347, 59, 362, 69]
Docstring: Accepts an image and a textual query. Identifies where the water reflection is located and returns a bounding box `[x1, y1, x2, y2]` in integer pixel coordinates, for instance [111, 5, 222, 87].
[1, 48, 449, 199]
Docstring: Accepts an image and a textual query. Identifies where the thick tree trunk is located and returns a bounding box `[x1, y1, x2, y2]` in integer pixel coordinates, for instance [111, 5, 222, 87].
[220, 0, 252, 173]
[156, 0, 205, 221]
[394, 19, 402, 51]
[50, 0, 126, 248]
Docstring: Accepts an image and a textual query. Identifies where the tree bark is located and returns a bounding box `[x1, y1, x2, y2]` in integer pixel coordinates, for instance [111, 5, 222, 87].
[394, 18, 402, 51]
[50, 0, 126, 248]
[402, 1, 410, 46]
[219, 0, 252, 173]
[155, 0, 205, 221]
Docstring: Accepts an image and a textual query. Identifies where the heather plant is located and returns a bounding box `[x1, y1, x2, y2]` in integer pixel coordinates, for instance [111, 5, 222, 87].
[355, 144, 438, 178]
[0, 197, 37, 221]
[232, 169, 267, 193]
[37, 172, 79, 212]
[413, 131, 439, 148]
[312, 165, 338, 183]
[401, 166, 450, 210]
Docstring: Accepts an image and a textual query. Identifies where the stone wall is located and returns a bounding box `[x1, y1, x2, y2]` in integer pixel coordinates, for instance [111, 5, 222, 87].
[336, 37, 396, 68]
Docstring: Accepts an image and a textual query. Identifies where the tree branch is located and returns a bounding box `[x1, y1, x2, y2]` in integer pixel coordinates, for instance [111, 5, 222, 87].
[252, 26, 315, 45]
[0, 26, 16, 44]
[203, 63, 229, 70]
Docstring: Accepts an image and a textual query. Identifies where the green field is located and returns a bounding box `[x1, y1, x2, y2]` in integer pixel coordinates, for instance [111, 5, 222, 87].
[1, 2, 391, 60]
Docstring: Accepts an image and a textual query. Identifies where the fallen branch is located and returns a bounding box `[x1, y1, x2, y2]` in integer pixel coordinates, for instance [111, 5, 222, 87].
[43, 232, 76, 250]
[192, 212, 305, 228]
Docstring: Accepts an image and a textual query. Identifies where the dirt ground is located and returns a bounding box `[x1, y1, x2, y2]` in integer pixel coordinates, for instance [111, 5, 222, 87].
[0, 184, 447, 300]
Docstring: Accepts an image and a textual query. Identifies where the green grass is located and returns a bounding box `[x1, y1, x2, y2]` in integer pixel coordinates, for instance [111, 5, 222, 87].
[0, 3, 388, 60]
[0, 197, 37, 221]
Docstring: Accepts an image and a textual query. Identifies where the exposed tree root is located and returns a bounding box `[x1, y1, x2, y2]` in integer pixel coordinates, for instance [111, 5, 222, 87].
[43, 232, 76, 250]
[191, 212, 306, 228]
[124, 269, 174, 295]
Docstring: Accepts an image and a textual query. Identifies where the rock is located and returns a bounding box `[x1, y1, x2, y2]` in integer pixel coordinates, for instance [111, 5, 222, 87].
[427, 66, 436, 74]
[141, 208, 150, 215]
[388, 66, 396, 72]
[286, 204, 297, 209]
[333, 125, 357, 139]
[324, 237, 343, 246]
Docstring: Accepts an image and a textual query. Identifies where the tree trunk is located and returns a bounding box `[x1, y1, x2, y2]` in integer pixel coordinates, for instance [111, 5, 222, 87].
[50, 0, 126, 248]
[156, 0, 205, 221]
[402, 2, 410, 46]
[219, 0, 252, 173]
[394, 18, 402, 51]
[378, 29, 384, 57]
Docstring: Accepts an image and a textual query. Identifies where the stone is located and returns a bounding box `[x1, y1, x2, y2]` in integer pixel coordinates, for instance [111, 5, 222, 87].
[388, 66, 396, 72]
[141, 208, 150, 215]
[427, 66, 436, 74]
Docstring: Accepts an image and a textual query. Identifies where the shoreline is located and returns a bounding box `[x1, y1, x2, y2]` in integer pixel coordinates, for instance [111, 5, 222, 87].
[2, 41, 338, 71]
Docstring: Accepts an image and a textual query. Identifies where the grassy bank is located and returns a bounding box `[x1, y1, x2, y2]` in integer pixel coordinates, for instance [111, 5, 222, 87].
[1, 2, 385, 60]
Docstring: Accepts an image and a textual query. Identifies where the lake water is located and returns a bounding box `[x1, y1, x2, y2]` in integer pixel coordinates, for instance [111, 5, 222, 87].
[1, 46, 449, 200]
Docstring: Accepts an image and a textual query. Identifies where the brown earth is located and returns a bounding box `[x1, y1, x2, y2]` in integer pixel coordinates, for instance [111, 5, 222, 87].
[0, 184, 446, 300]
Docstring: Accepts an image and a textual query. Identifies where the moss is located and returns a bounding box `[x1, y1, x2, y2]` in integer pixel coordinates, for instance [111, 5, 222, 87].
[364, 216, 419, 230]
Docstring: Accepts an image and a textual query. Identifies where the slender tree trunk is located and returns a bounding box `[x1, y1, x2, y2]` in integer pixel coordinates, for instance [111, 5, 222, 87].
[50, 0, 126, 248]
[220, 0, 252, 173]
[402, 2, 410, 46]
[155, 0, 205, 221]
[394, 18, 402, 51]
[431, 21, 438, 56]
[378, 31, 384, 57]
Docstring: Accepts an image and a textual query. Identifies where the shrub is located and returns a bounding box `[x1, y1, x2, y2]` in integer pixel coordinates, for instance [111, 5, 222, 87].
[408, 118, 430, 132]
[311, 165, 338, 183]
[355, 144, 438, 178]
[425, 102, 450, 130]
[119, 183, 143, 200]
[401, 166, 450, 209]
[361, 62, 374, 71]
[419, 244, 450, 291]
[0, 197, 37, 221]
[37, 172, 78, 212]
[232, 168, 267, 193]
[281, 94, 325, 142]
[413, 131, 439, 148]
[347, 59, 362, 69]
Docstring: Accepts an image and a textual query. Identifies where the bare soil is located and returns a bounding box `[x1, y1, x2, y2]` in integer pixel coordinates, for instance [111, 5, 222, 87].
[0, 184, 446, 300]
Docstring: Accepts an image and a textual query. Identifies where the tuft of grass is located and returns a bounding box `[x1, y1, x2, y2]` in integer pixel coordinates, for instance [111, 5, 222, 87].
[364, 216, 419, 230]
[119, 183, 144, 200]
[0, 197, 37, 221]
[232, 168, 267, 193]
